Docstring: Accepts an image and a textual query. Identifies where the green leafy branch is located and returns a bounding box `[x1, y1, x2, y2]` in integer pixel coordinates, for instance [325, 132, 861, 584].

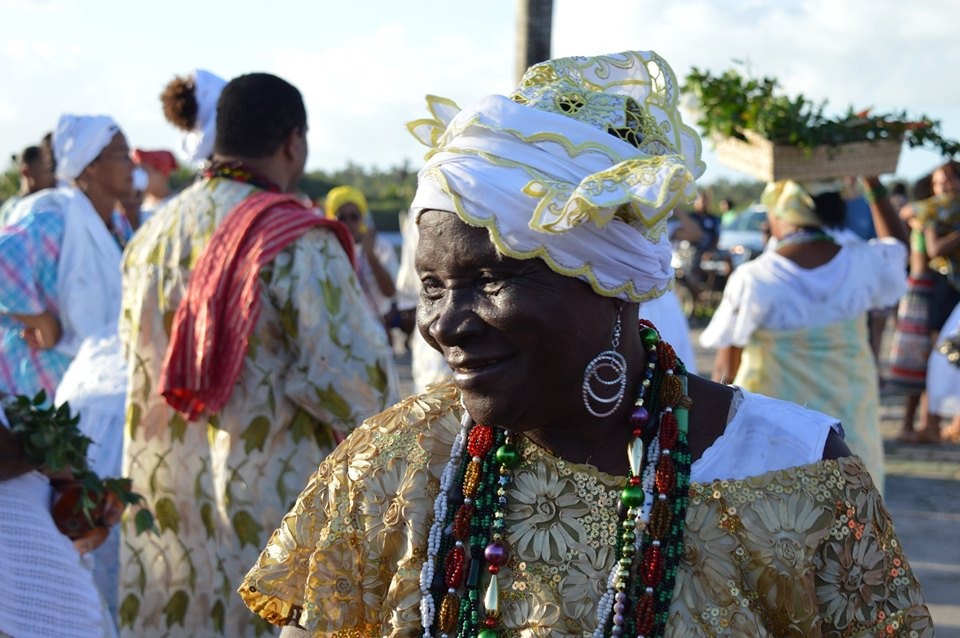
[682, 66, 960, 157]
[4, 390, 156, 535]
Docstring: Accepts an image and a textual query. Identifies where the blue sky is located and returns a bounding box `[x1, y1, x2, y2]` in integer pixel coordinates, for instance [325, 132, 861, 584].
[2, 0, 957, 184]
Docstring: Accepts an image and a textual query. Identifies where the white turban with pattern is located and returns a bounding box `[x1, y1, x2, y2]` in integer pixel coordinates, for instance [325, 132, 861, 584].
[53, 114, 121, 182]
[409, 50, 705, 302]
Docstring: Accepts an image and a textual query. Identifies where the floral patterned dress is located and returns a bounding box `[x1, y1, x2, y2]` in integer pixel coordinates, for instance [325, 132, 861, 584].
[241, 382, 932, 637]
[118, 177, 398, 637]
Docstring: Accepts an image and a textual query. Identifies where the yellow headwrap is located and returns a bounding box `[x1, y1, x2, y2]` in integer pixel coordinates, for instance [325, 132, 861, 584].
[324, 185, 369, 232]
[761, 180, 822, 228]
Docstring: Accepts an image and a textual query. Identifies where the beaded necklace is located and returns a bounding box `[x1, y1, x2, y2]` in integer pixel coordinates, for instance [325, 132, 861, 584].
[776, 227, 835, 249]
[419, 321, 691, 638]
[202, 160, 282, 193]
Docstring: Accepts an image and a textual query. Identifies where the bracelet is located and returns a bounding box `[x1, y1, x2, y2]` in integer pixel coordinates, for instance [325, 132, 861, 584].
[862, 182, 888, 206]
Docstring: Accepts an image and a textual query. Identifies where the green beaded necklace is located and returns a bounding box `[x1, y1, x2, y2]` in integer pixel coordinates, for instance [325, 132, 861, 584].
[423, 321, 691, 638]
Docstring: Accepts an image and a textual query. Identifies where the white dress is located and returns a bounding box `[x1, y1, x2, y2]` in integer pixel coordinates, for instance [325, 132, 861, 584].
[700, 238, 906, 345]
[927, 301, 960, 417]
[699, 238, 907, 491]
[0, 409, 115, 638]
[54, 336, 127, 627]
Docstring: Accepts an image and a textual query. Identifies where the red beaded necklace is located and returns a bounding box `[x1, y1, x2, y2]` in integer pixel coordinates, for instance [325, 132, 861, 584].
[420, 321, 692, 638]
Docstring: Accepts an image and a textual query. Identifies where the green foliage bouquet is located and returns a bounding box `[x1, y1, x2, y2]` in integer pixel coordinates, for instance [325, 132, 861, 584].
[3, 391, 155, 538]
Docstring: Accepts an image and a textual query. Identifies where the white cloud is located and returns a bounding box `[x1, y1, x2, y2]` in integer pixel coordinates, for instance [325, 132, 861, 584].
[0, 0, 956, 181]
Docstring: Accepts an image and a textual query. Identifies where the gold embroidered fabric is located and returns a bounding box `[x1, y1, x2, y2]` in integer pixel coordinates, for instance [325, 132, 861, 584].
[240, 383, 933, 637]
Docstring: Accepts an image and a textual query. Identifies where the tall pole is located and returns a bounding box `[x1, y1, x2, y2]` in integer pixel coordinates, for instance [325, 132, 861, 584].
[515, 0, 554, 84]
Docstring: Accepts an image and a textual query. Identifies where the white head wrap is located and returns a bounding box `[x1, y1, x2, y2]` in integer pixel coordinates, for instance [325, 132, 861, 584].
[409, 50, 705, 302]
[180, 69, 227, 164]
[53, 114, 121, 182]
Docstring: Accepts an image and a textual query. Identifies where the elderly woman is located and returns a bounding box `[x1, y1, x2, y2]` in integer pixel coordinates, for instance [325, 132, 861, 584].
[700, 180, 908, 492]
[240, 51, 931, 637]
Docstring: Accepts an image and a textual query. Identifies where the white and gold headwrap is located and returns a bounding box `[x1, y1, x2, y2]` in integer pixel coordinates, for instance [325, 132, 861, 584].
[408, 50, 705, 301]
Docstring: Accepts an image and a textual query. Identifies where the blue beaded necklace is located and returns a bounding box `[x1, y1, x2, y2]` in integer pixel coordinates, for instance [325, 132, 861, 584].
[420, 321, 691, 638]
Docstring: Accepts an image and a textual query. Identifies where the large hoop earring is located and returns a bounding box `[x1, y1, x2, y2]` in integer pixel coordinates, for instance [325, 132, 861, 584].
[581, 313, 627, 417]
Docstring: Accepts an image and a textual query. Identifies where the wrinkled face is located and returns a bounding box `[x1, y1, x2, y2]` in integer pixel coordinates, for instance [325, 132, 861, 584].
[88, 133, 134, 199]
[932, 166, 960, 197]
[416, 210, 614, 431]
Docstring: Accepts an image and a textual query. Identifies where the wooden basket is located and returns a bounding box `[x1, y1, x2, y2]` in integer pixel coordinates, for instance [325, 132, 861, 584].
[714, 130, 903, 182]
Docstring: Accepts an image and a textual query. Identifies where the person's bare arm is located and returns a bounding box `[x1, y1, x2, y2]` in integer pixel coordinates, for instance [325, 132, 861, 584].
[861, 176, 909, 245]
[924, 226, 960, 259]
[0, 426, 36, 481]
[711, 345, 742, 384]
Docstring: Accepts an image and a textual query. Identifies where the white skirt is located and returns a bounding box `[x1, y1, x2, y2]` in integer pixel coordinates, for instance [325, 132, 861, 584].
[54, 336, 128, 629]
[0, 472, 114, 638]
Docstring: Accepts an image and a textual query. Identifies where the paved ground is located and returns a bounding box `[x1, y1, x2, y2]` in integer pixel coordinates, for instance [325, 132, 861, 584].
[396, 326, 960, 634]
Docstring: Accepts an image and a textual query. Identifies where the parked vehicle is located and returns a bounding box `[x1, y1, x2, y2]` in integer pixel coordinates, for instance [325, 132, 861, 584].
[717, 205, 769, 268]
[671, 206, 769, 322]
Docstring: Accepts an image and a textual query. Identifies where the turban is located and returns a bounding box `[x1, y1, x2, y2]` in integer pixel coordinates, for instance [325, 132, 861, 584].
[408, 50, 705, 302]
[53, 114, 121, 182]
[761, 180, 822, 228]
[181, 69, 227, 164]
[132, 149, 178, 177]
[325, 185, 369, 232]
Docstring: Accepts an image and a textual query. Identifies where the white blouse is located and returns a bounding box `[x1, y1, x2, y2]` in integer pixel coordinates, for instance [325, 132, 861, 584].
[691, 388, 842, 483]
[700, 238, 906, 348]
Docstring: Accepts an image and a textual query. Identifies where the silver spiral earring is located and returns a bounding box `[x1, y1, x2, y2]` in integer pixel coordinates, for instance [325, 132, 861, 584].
[581, 312, 627, 417]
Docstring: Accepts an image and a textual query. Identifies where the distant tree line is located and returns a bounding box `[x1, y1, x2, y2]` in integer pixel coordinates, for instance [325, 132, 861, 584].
[10, 159, 903, 227]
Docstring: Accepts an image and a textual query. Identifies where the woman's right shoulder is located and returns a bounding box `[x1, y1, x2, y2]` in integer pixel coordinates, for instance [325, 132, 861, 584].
[329, 381, 464, 480]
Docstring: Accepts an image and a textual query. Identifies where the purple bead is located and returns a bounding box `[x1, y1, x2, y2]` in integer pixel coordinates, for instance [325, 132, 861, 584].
[629, 406, 649, 427]
[484, 541, 509, 566]
[614, 602, 625, 614]
[615, 591, 627, 603]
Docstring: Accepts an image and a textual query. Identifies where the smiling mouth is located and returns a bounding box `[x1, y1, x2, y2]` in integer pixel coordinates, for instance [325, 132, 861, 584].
[452, 360, 501, 374]
[448, 355, 515, 379]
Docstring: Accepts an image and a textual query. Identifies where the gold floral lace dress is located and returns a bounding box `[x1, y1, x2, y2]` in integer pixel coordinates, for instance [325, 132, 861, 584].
[241, 383, 932, 637]
[118, 177, 398, 637]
